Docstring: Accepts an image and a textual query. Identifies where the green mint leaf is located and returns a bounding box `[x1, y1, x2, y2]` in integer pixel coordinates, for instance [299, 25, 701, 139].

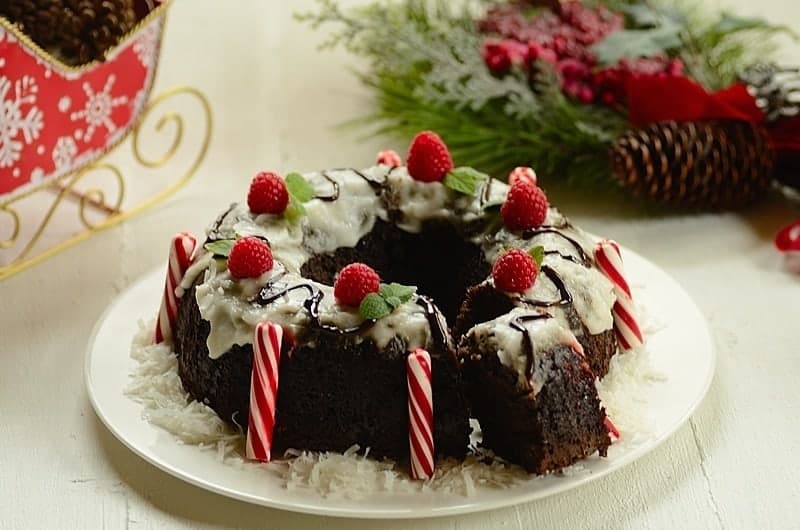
[379, 282, 415, 303]
[283, 196, 306, 223]
[591, 22, 682, 66]
[204, 239, 235, 257]
[385, 295, 402, 309]
[528, 245, 545, 267]
[359, 293, 391, 320]
[444, 167, 488, 196]
[285, 172, 315, 203]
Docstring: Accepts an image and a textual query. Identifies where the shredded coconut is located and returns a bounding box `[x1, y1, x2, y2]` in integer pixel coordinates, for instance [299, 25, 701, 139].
[126, 310, 661, 498]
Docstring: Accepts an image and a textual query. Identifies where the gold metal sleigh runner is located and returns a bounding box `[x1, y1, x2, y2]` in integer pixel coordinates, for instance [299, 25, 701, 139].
[0, 2, 212, 280]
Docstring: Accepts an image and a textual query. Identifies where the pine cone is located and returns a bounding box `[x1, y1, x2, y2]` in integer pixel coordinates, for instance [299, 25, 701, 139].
[60, 0, 136, 65]
[611, 120, 775, 210]
[0, 0, 63, 49]
[0, 0, 136, 65]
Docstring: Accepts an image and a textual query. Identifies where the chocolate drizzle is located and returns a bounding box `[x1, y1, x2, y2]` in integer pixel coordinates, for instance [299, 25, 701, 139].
[303, 289, 372, 334]
[315, 171, 341, 202]
[256, 271, 371, 335]
[479, 178, 497, 209]
[312, 167, 388, 203]
[509, 313, 553, 382]
[545, 250, 582, 265]
[341, 167, 388, 193]
[206, 202, 237, 242]
[515, 265, 572, 308]
[417, 295, 450, 350]
[522, 226, 589, 265]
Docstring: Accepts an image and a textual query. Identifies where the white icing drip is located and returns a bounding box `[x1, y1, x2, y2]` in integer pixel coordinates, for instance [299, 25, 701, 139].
[192, 165, 614, 362]
[366, 300, 431, 351]
[516, 255, 615, 335]
[301, 169, 386, 254]
[386, 168, 451, 232]
[467, 309, 580, 393]
[176, 252, 213, 298]
[483, 207, 616, 336]
[386, 168, 511, 232]
[195, 262, 432, 358]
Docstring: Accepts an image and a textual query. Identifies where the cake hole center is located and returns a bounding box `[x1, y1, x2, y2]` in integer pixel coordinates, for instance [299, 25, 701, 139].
[299, 219, 492, 326]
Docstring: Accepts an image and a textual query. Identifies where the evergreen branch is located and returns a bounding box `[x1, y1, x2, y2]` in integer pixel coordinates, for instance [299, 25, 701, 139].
[299, 0, 626, 185]
[362, 68, 625, 186]
[298, 0, 792, 188]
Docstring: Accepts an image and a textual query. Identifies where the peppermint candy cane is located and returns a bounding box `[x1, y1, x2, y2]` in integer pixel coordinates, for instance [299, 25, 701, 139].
[594, 239, 644, 351]
[605, 417, 621, 442]
[508, 166, 538, 187]
[154, 232, 197, 344]
[407, 348, 434, 480]
[376, 149, 402, 167]
[245, 321, 283, 462]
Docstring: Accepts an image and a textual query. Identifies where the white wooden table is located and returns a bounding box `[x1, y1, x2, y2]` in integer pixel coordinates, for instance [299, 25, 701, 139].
[3, 1, 800, 528]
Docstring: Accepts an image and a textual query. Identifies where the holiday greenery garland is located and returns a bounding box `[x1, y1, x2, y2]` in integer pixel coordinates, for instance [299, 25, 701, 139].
[299, 0, 799, 208]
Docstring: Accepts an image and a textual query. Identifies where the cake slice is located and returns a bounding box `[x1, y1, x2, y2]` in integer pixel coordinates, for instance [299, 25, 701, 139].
[458, 309, 611, 473]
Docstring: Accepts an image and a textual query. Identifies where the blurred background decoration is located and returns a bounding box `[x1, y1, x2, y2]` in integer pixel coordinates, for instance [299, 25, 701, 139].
[300, 0, 800, 211]
[0, 0, 211, 279]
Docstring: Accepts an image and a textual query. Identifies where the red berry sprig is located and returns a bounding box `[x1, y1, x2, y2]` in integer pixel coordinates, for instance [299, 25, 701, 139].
[248, 171, 289, 215]
[477, 2, 685, 106]
[406, 131, 454, 183]
[227, 237, 274, 279]
[492, 248, 539, 293]
[334, 262, 381, 307]
[500, 180, 549, 231]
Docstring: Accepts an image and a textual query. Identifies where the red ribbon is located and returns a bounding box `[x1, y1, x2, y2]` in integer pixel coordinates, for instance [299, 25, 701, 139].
[625, 75, 800, 154]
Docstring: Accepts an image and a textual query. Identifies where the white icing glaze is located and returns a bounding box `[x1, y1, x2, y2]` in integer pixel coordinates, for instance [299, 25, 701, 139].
[176, 252, 213, 298]
[386, 168, 453, 231]
[190, 165, 617, 374]
[483, 207, 616, 337]
[386, 168, 510, 232]
[195, 261, 432, 359]
[301, 169, 386, 254]
[467, 308, 581, 394]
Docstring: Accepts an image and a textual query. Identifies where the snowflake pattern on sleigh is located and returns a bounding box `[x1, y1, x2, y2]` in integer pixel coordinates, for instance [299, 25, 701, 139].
[0, 15, 163, 201]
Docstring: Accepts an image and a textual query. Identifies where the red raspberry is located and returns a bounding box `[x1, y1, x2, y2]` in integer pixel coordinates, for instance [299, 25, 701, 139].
[492, 248, 539, 292]
[406, 131, 454, 183]
[501, 180, 549, 231]
[247, 171, 289, 215]
[334, 263, 381, 307]
[508, 166, 538, 187]
[376, 149, 402, 167]
[227, 237, 274, 279]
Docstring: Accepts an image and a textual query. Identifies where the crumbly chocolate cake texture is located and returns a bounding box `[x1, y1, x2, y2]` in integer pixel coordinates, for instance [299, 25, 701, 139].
[172, 164, 619, 473]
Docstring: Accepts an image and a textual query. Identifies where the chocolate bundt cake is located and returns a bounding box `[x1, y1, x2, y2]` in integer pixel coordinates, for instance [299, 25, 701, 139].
[170, 136, 621, 474]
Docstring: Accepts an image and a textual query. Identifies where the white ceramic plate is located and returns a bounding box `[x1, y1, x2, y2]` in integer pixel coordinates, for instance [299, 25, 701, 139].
[85, 247, 714, 519]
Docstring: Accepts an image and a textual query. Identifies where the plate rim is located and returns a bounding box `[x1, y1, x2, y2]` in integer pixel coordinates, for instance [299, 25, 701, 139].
[85, 249, 716, 519]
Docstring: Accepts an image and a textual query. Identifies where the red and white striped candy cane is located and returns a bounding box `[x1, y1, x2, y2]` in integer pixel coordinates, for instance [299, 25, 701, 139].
[605, 416, 621, 441]
[376, 149, 402, 167]
[246, 321, 283, 462]
[594, 239, 644, 351]
[508, 166, 537, 187]
[407, 348, 434, 480]
[154, 231, 197, 344]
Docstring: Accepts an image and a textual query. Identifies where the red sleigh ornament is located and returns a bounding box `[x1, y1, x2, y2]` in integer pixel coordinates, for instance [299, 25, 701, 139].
[0, 6, 165, 201]
[0, 3, 212, 279]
